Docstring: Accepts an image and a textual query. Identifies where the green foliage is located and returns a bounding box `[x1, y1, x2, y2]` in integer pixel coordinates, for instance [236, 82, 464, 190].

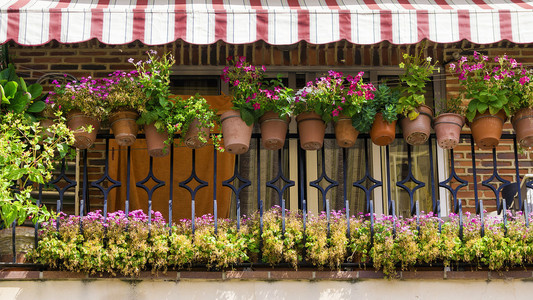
[397, 49, 439, 120]
[0, 64, 45, 121]
[165, 94, 222, 150]
[132, 50, 175, 130]
[28, 208, 533, 278]
[103, 70, 148, 113]
[370, 85, 400, 123]
[0, 111, 75, 227]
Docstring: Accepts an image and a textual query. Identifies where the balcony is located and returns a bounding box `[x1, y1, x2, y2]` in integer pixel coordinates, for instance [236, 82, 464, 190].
[1, 129, 532, 276]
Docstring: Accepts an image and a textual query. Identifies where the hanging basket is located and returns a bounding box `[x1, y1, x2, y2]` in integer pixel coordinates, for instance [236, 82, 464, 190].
[296, 112, 326, 150]
[370, 112, 397, 147]
[109, 110, 139, 147]
[67, 110, 101, 150]
[468, 110, 507, 150]
[512, 107, 533, 148]
[433, 113, 465, 150]
[144, 122, 170, 157]
[400, 104, 433, 146]
[220, 110, 253, 155]
[259, 111, 289, 150]
[184, 118, 211, 149]
[334, 115, 359, 148]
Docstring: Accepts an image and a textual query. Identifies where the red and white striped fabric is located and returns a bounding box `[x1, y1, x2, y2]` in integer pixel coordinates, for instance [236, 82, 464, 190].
[1, 0, 532, 46]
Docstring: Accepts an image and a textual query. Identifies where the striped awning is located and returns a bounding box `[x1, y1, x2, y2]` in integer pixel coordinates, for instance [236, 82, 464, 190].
[1, 0, 533, 46]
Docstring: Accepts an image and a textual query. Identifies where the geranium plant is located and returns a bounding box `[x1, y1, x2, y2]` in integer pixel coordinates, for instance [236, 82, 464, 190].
[509, 68, 533, 113]
[221, 56, 267, 125]
[451, 52, 521, 122]
[397, 49, 439, 120]
[341, 72, 377, 133]
[293, 70, 344, 122]
[257, 77, 294, 120]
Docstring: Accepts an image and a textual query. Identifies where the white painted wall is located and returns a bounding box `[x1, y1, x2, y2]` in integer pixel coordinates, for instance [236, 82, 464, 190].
[0, 279, 532, 300]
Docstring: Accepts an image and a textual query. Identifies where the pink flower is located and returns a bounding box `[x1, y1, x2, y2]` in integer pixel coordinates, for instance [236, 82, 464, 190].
[519, 76, 530, 85]
[233, 80, 240, 86]
[252, 102, 260, 110]
[332, 109, 339, 117]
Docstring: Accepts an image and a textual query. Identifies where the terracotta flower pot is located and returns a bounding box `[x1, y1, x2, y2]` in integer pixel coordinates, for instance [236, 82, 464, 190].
[334, 115, 359, 148]
[400, 104, 433, 146]
[370, 112, 397, 146]
[512, 108, 533, 148]
[220, 110, 253, 155]
[433, 113, 465, 150]
[184, 118, 210, 149]
[259, 111, 289, 150]
[109, 110, 139, 147]
[469, 110, 507, 149]
[296, 112, 326, 150]
[67, 111, 100, 149]
[144, 122, 170, 157]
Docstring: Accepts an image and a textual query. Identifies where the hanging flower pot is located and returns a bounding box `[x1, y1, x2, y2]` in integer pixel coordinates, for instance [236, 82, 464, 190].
[184, 118, 210, 149]
[67, 110, 101, 150]
[296, 112, 326, 151]
[220, 110, 253, 155]
[334, 115, 359, 148]
[109, 110, 139, 147]
[259, 111, 289, 151]
[370, 112, 397, 147]
[144, 122, 170, 157]
[468, 110, 507, 150]
[512, 108, 533, 148]
[433, 113, 465, 150]
[400, 104, 433, 146]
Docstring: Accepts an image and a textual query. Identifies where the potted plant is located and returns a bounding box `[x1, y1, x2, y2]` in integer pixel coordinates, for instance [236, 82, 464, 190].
[220, 56, 263, 154]
[397, 49, 438, 146]
[51, 76, 108, 149]
[104, 70, 147, 147]
[257, 77, 293, 151]
[336, 71, 376, 148]
[131, 50, 175, 157]
[509, 68, 533, 148]
[165, 94, 222, 150]
[293, 72, 340, 150]
[453, 52, 520, 149]
[433, 96, 465, 149]
[368, 84, 400, 146]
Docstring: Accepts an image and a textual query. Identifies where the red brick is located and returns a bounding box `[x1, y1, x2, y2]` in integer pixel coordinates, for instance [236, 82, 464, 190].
[0, 270, 40, 279]
[446, 271, 489, 280]
[42, 271, 87, 279]
[225, 271, 270, 280]
[314, 271, 358, 280]
[401, 271, 444, 280]
[269, 271, 314, 280]
[179, 271, 223, 280]
[358, 270, 386, 279]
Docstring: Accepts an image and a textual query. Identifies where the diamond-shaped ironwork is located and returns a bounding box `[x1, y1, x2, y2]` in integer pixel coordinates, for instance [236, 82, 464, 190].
[222, 155, 251, 229]
[49, 158, 77, 212]
[179, 150, 208, 199]
[482, 148, 510, 214]
[310, 148, 339, 212]
[353, 138, 382, 214]
[439, 149, 468, 214]
[91, 139, 121, 217]
[266, 150, 295, 203]
[136, 157, 165, 203]
[396, 145, 425, 216]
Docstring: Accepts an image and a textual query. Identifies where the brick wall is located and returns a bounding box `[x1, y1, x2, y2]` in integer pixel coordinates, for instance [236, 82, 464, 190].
[8, 39, 533, 214]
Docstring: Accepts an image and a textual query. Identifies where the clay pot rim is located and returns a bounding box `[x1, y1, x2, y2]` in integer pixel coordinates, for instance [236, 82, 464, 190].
[511, 107, 533, 126]
[399, 104, 434, 121]
[66, 110, 102, 122]
[433, 113, 466, 128]
[295, 112, 325, 123]
[259, 111, 290, 124]
[466, 110, 508, 128]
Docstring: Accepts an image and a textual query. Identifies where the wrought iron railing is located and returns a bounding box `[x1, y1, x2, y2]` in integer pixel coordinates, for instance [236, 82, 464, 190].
[3, 131, 532, 265]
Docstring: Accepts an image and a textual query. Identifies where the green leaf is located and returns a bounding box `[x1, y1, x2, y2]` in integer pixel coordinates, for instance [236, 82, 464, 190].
[19, 77, 27, 92]
[27, 83, 42, 100]
[3, 81, 17, 98]
[27, 100, 45, 113]
[477, 102, 488, 114]
[240, 109, 255, 126]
